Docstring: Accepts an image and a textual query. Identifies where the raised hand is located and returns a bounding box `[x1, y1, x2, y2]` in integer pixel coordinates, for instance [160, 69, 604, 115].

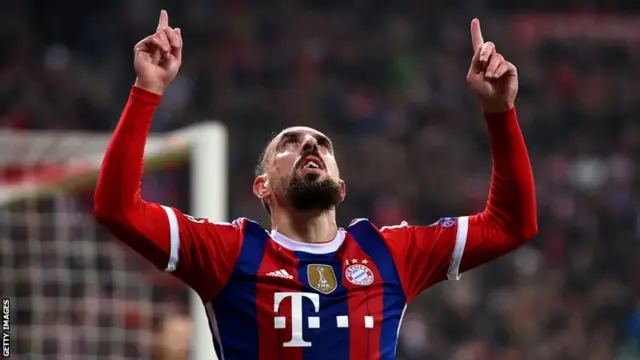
[133, 10, 183, 95]
[466, 19, 518, 113]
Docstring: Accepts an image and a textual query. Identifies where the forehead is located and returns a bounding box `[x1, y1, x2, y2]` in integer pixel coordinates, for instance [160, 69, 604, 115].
[278, 126, 327, 141]
[267, 126, 329, 150]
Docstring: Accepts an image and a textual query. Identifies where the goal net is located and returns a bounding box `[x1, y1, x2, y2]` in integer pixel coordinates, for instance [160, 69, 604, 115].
[0, 123, 225, 360]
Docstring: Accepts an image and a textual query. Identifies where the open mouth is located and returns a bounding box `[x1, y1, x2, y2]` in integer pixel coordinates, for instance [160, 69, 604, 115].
[298, 156, 325, 171]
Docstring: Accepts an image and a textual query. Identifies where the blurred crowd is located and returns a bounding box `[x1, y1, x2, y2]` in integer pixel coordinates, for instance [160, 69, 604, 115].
[2, 0, 640, 359]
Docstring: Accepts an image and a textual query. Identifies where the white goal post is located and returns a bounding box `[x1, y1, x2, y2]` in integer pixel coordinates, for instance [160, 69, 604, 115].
[0, 122, 225, 360]
[179, 123, 226, 360]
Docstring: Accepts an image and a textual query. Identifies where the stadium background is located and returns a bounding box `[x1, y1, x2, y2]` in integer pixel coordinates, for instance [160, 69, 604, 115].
[1, 0, 640, 359]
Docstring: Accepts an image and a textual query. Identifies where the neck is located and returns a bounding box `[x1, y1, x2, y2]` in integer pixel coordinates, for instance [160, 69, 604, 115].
[271, 207, 338, 244]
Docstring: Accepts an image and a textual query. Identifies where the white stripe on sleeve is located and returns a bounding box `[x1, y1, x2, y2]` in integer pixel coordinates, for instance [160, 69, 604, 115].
[161, 205, 180, 272]
[447, 216, 469, 280]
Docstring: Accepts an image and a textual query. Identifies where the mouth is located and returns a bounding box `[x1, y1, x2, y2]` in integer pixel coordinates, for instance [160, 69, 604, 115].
[297, 155, 325, 171]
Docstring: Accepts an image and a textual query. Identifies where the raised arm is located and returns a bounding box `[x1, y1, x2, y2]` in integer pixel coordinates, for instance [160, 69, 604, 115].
[380, 19, 537, 302]
[94, 11, 241, 301]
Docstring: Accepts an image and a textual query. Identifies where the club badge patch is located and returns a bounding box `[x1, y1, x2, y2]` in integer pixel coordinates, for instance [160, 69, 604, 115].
[345, 263, 374, 286]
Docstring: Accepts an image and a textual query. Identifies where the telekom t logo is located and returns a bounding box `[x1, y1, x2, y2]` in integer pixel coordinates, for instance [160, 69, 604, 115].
[273, 292, 375, 347]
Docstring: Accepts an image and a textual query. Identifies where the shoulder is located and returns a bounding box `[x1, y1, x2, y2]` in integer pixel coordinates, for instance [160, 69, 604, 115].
[180, 215, 247, 230]
[347, 218, 408, 245]
[348, 219, 419, 256]
[211, 218, 271, 239]
[348, 218, 412, 233]
[348, 218, 371, 227]
[347, 218, 381, 233]
[348, 218, 415, 235]
[223, 217, 249, 229]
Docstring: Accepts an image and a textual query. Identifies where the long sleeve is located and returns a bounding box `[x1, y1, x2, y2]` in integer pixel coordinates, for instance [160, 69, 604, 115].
[380, 108, 538, 302]
[456, 108, 538, 271]
[94, 86, 243, 301]
[94, 86, 170, 267]
[94, 87, 160, 216]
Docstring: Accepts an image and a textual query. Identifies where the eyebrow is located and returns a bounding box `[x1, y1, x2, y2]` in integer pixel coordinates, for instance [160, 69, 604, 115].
[277, 131, 333, 152]
[280, 131, 298, 143]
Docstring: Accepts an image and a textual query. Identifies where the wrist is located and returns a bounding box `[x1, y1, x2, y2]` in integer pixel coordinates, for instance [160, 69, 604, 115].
[134, 78, 165, 95]
[130, 84, 162, 105]
[481, 101, 514, 114]
[483, 106, 517, 124]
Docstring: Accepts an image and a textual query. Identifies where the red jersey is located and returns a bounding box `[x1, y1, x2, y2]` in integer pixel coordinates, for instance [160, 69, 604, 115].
[94, 87, 538, 360]
[156, 212, 474, 359]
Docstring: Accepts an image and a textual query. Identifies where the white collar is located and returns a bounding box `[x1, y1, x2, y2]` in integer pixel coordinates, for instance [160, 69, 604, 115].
[269, 228, 346, 254]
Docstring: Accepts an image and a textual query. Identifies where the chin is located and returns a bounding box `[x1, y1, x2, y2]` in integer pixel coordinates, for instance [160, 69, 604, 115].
[302, 172, 322, 182]
[284, 173, 343, 212]
[294, 168, 323, 181]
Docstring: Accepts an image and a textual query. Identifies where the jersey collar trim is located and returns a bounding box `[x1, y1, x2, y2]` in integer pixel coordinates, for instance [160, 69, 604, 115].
[269, 229, 346, 254]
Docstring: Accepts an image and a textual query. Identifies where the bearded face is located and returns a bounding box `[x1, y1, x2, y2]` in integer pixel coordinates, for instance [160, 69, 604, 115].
[282, 168, 342, 212]
[253, 126, 345, 215]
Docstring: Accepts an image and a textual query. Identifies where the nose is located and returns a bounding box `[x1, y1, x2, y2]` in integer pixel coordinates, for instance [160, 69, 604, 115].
[301, 135, 319, 154]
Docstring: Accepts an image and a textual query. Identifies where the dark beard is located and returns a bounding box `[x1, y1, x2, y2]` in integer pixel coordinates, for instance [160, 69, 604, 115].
[284, 172, 342, 212]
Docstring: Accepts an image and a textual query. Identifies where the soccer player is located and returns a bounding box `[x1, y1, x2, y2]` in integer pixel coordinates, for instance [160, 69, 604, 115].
[94, 10, 537, 360]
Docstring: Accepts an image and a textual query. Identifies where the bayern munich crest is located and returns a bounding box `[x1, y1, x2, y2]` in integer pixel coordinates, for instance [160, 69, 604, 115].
[344, 262, 374, 286]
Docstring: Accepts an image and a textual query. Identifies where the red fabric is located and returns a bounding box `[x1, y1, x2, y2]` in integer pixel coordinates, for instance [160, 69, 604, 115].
[380, 108, 538, 302]
[95, 88, 537, 308]
[255, 243, 303, 360]
[340, 235, 384, 360]
[94, 86, 243, 301]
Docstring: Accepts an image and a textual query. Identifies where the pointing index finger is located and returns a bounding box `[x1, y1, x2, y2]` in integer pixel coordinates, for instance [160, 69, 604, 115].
[157, 10, 169, 31]
[470, 18, 484, 51]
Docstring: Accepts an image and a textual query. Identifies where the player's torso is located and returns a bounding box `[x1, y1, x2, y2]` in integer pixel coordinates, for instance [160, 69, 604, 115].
[207, 219, 407, 360]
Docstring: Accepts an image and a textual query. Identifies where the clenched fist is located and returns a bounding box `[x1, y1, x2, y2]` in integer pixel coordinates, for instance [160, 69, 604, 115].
[134, 10, 183, 95]
[466, 19, 518, 113]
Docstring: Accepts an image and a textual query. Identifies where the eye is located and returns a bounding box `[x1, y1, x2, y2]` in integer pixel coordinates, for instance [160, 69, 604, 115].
[284, 137, 299, 145]
[276, 136, 298, 151]
[317, 137, 332, 151]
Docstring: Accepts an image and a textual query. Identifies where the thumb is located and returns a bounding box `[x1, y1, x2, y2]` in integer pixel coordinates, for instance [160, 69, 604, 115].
[134, 37, 162, 65]
[133, 41, 146, 60]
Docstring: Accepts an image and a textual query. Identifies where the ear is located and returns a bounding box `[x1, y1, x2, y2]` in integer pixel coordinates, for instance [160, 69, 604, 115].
[339, 179, 346, 204]
[253, 174, 270, 201]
